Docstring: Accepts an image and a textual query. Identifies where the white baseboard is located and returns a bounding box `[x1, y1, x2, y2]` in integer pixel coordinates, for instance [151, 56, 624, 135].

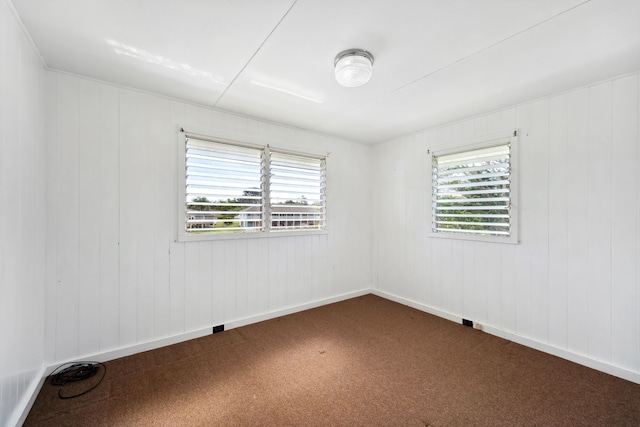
[20, 286, 636, 427]
[42, 328, 213, 377]
[371, 289, 640, 385]
[225, 289, 370, 330]
[15, 288, 371, 425]
[371, 289, 463, 324]
[15, 289, 369, 425]
[41, 289, 368, 376]
[10, 366, 47, 427]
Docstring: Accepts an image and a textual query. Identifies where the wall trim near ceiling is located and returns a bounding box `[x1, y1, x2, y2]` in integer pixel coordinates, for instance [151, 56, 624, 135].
[384, 69, 640, 147]
[4, 0, 48, 67]
[46, 67, 367, 147]
[372, 289, 640, 385]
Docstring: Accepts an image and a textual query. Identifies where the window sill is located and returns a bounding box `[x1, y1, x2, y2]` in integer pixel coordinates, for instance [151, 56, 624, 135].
[427, 231, 518, 245]
[176, 229, 329, 242]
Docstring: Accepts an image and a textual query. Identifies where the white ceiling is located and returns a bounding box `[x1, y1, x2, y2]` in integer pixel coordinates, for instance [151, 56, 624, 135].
[12, 0, 640, 144]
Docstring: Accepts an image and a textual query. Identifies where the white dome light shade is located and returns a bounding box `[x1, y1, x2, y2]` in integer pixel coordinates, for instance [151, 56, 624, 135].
[334, 49, 374, 87]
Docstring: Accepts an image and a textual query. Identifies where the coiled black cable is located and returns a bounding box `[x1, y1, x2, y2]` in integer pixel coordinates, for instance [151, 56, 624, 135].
[49, 361, 106, 399]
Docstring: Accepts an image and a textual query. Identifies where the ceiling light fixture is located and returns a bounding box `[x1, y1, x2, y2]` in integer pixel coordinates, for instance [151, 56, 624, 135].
[334, 49, 374, 87]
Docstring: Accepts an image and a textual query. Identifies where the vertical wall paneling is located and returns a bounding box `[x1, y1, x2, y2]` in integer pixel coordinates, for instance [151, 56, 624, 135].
[98, 85, 120, 352]
[404, 136, 416, 301]
[135, 94, 157, 343]
[481, 242, 499, 327]
[77, 79, 102, 357]
[286, 238, 298, 306]
[118, 91, 140, 348]
[514, 104, 534, 339]
[223, 241, 238, 321]
[587, 82, 613, 362]
[461, 241, 476, 320]
[319, 234, 330, 300]
[566, 88, 589, 356]
[530, 99, 550, 344]
[423, 132, 439, 309]
[152, 96, 173, 341]
[246, 239, 260, 316]
[548, 94, 569, 350]
[44, 71, 58, 364]
[44, 71, 372, 370]
[473, 242, 488, 325]
[499, 109, 517, 335]
[235, 239, 249, 320]
[474, 116, 488, 137]
[1, 3, 15, 419]
[301, 236, 312, 304]
[610, 75, 638, 370]
[637, 78, 640, 375]
[268, 238, 284, 311]
[55, 74, 80, 361]
[416, 133, 431, 306]
[208, 241, 224, 328]
[637, 77, 640, 375]
[373, 72, 640, 379]
[257, 238, 270, 314]
[0, 1, 46, 424]
[183, 243, 200, 331]
[309, 235, 321, 302]
[499, 244, 517, 334]
[169, 101, 186, 336]
[198, 241, 213, 328]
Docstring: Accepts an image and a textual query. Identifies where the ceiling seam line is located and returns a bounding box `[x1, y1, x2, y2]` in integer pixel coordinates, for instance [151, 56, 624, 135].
[211, 0, 299, 108]
[391, 0, 593, 93]
[311, 0, 592, 133]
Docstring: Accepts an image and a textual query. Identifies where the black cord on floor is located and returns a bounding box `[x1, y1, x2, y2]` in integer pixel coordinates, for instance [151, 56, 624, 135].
[49, 361, 106, 399]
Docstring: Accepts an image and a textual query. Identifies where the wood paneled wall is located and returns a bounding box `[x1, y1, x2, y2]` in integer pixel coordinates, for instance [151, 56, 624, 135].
[0, 1, 47, 425]
[373, 73, 640, 377]
[44, 72, 372, 364]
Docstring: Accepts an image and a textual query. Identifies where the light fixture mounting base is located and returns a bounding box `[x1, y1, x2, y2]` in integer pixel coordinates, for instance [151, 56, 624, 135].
[334, 49, 374, 66]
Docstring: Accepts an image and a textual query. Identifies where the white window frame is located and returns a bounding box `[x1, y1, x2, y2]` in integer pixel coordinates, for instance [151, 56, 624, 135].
[177, 127, 327, 242]
[427, 130, 519, 244]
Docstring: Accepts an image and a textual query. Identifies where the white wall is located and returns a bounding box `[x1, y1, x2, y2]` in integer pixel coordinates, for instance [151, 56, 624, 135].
[0, 0, 47, 425]
[373, 72, 640, 380]
[44, 71, 372, 365]
[3, 5, 637, 423]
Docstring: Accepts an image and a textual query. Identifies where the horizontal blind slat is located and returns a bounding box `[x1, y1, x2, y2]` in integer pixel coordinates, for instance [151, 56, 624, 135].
[435, 220, 509, 227]
[435, 162, 509, 177]
[435, 205, 509, 211]
[434, 228, 510, 235]
[432, 142, 512, 238]
[186, 139, 264, 234]
[436, 179, 510, 189]
[270, 152, 326, 231]
[435, 213, 509, 218]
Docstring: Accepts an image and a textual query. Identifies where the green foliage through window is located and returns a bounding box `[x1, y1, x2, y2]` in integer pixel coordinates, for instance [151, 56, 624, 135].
[432, 143, 511, 238]
[184, 137, 326, 235]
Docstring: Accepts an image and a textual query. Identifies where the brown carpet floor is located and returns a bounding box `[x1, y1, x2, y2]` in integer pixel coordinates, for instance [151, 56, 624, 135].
[25, 294, 640, 426]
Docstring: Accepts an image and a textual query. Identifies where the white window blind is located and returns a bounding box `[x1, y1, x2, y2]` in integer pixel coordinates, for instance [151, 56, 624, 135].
[269, 151, 326, 231]
[185, 138, 264, 233]
[180, 133, 327, 238]
[432, 143, 512, 238]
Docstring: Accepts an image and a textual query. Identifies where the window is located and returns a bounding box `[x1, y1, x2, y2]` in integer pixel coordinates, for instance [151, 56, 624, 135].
[269, 152, 326, 231]
[178, 129, 326, 240]
[428, 131, 518, 243]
